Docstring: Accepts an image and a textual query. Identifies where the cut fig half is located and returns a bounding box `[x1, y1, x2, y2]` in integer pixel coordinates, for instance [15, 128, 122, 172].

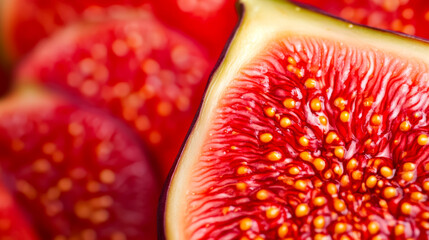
[162, 0, 429, 239]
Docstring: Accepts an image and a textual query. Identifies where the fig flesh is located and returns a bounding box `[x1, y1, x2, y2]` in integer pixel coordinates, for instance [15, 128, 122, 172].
[162, 0, 429, 239]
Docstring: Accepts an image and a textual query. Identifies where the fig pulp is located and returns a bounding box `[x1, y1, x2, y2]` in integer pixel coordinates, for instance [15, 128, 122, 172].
[0, 87, 160, 239]
[17, 13, 210, 179]
[162, 0, 429, 239]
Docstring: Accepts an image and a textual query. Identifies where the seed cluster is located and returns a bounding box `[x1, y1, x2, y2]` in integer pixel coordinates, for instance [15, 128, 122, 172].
[188, 37, 429, 239]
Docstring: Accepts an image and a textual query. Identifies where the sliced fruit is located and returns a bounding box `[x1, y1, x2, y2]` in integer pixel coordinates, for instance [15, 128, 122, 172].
[0, 0, 150, 62]
[162, 0, 429, 239]
[0, 86, 159, 239]
[17, 14, 210, 179]
[0, 182, 39, 240]
[151, 0, 238, 58]
[296, 0, 429, 39]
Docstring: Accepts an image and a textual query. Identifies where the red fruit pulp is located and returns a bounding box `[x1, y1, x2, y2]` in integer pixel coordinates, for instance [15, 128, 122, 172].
[0, 183, 39, 240]
[151, 0, 238, 59]
[18, 15, 210, 179]
[0, 88, 160, 240]
[296, 0, 429, 39]
[0, 0, 149, 61]
[184, 37, 429, 239]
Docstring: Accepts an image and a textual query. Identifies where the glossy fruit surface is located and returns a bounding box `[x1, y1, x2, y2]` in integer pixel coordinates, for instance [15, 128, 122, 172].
[296, 0, 429, 39]
[0, 87, 160, 239]
[162, 0, 429, 239]
[17, 14, 210, 179]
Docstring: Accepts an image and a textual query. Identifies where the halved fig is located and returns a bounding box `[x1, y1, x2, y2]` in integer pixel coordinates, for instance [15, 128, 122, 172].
[0, 86, 160, 239]
[162, 0, 429, 239]
[17, 13, 210, 179]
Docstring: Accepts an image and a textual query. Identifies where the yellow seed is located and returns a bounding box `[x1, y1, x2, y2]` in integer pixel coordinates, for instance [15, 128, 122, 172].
[402, 171, 414, 182]
[327, 183, 338, 195]
[403, 162, 416, 171]
[310, 98, 322, 111]
[363, 97, 373, 107]
[295, 203, 310, 217]
[401, 202, 412, 215]
[313, 215, 325, 229]
[335, 222, 347, 234]
[334, 146, 345, 159]
[260, 133, 273, 143]
[266, 206, 280, 219]
[324, 170, 333, 179]
[239, 218, 253, 231]
[299, 136, 309, 146]
[305, 78, 317, 89]
[347, 158, 358, 171]
[283, 98, 296, 109]
[314, 234, 328, 240]
[267, 151, 282, 161]
[295, 180, 307, 191]
[264, 107, 276, 117]
[319, 116, 328, 126]
[379, 199, 388, 208]
[371, 114, 382, 126]
[423, 212, 429, 219]
[326, 132, 339, 144]
[395, 224, 405, 236]
[256, 190, 269, 200]
[254, 236, 264, 240]
[366, 176, 377, 188]
[236, 182, 247, 191]
[380, 166, 393, 178]
[400, 121, 411, 132]
[280, 117, 292, 128]
[426, 163, 429, 171]
[418, 134, 429, 145]
[334, 97, 346, 110]
[383, 187, 397, 199]
[313, 196, 326, 206]
[333, 165, 343, 175]
[411, 192, 424, 202]
[237, 166, 250, 175]
[352, 170, 363, 180]
[340, 111, 350, 122]
[334, 198, 346, 212]
[289, 166, 300, 175]
[424, 181, 429, 191]
[287, 56, 297, 65]
[368, 221, 380, 235]
[340, 175, 350, 187]
[300, 151, 313, 161]
[277, 223, 288, 238]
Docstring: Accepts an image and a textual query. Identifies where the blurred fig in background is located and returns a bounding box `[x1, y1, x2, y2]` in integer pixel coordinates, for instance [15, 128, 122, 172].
[152, 0, 238, 59]
[17, 12, 211, 180]
[296, 0, 429, 39]
[0, 0, 151, 62]
[0, 182, 39, 240]
[0, 87, 160, 240]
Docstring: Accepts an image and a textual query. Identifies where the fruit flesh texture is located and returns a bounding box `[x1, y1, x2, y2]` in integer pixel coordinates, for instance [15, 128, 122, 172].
[0, 89, 160, 239]
[164, 0, 429, 239]
[296, 0, 429, 39]
[185, 36, 429, 239]
[0, 182, 39, 240]
[18, 16, 210, 179]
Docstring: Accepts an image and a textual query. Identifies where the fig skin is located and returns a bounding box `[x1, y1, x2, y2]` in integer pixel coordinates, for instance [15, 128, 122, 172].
[160, 0, 429, 239]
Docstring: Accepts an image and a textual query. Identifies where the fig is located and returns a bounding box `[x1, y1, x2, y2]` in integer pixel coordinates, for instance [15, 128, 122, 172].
[0, 86, 160, 239]
[0, 182, 39, 240]
[0, 0, 150, 62]
[161, 0, 429, 239]
[296, 0, 429, 39]
[17, 13, 210, 179]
